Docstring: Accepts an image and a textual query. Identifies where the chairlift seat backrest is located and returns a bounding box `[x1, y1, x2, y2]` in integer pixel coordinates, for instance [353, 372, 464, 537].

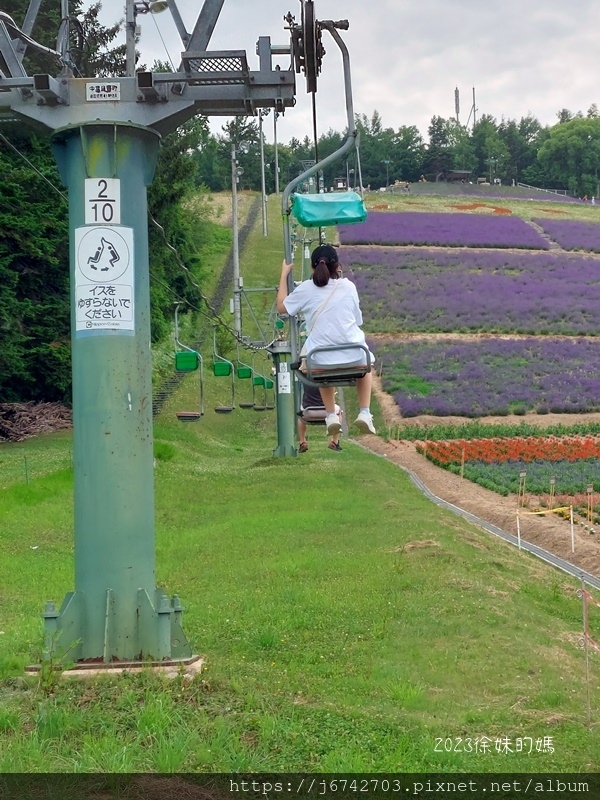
[175, 351, 199, 372]
[213, 361, 232, 377]
[291, 191, 367, 228]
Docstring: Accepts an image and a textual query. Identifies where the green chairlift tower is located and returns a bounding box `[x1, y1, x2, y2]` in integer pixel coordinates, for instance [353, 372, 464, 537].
[0, 0, 299, 664]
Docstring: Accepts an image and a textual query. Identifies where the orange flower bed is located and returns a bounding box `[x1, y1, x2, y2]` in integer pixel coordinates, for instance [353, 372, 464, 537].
[417, 435, 600, 464]
[451, 203, 512, 215]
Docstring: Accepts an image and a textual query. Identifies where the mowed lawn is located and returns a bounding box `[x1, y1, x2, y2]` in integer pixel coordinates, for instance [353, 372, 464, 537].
[0, 371, 599, 772]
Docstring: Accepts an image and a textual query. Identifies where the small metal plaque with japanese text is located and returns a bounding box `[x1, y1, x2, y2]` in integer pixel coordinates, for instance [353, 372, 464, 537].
[86, 82, 121, 101]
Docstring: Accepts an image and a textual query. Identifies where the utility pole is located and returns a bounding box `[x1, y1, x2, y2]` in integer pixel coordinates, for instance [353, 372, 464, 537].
[125, 0, 137, 77]
[231, 142, 242, 334]
[259, 109, 269, 236]
[231, 140, 249, 335]
[382, 158, 390, 188]
[274, 110, 280, 195]
[0, 0, 296, 665]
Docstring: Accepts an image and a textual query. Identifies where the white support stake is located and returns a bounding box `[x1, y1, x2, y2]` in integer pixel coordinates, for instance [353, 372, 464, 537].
[570, 505, 575, 554]
[516, 512, 521, 550]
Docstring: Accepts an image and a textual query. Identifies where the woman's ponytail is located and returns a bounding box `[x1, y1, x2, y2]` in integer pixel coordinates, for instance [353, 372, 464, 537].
[311, 244, 340, 287]
[313, 258, 334, 287]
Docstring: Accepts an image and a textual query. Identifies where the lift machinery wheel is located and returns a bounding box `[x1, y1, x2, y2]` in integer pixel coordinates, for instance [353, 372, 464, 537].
[301, 0, 323, 93]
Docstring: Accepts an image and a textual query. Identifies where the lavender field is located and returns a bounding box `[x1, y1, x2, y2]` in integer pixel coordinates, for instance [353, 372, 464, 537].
[533, 217, 600, 252]
[338, 211, 549, 249]
[371, 337, 600, 418]
[334, 197, 600, 421]
[344, 247, 600, 334]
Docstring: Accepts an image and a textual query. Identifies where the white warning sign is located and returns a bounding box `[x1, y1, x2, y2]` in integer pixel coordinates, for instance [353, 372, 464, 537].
[277, 363, 291, 394]
[74, 226, 134, 332]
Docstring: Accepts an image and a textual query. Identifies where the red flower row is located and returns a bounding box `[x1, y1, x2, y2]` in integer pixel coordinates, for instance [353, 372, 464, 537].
[416, 436, 600, 464]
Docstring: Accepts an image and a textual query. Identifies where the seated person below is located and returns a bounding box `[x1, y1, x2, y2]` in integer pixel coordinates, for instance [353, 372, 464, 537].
[278, 244, 376, 436]
[298, 385, 342, 452]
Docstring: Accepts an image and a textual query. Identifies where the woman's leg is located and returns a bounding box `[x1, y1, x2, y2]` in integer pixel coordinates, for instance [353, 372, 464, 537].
[356, 372, 372, 408]
[298, 416, 307, 442]
[319, 386, 337, 413]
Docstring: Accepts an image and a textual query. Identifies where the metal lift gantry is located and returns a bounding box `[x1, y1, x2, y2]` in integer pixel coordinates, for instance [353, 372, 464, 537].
[0, 0, 302, 667]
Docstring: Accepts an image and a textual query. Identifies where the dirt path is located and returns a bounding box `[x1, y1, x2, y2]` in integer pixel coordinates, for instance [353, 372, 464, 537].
[359, 375, 600, 578]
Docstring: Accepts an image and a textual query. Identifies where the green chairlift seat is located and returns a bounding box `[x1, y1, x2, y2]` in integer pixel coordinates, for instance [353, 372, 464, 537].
[252, 374, 266, 411]
[212, 358, 235, 412]
[212, 328, 235, 413]
[264, 377, 275, 410]
[213, 361, 232, 377]
[251, 374, 276, 412]
[173, 304, 204, 421]
[237, 363, 255, 408]
[174, 350, 204, 422]
[175, 350, 199, 372]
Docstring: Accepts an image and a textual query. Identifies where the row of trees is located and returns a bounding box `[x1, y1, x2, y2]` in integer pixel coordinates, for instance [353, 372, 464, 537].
[194, 107, 600, 199]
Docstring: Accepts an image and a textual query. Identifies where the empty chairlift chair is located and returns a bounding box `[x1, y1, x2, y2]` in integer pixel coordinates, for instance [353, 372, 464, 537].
[236, 353, 255, 409]
[212, 329, 235, 413]
[252, 373, 267, 412]
[173, 303, 204, 421]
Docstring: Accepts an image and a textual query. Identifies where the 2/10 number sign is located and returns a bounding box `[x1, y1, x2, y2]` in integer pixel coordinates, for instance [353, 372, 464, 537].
[85, 178, 121, 224]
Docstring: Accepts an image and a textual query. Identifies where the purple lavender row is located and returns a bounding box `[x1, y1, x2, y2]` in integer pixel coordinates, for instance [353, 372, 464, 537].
[370, 337, 600, 417]
[338, 211, 550, 249]
[342, 248, 600, 334]
[532, 217, 600, 252]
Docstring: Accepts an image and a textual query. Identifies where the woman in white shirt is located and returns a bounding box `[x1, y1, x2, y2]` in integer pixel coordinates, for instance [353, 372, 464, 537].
[277, 244, 375, 436]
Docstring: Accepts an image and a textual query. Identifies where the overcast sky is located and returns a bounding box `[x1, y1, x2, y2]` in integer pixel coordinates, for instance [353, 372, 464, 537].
[99, 0, 600, 143]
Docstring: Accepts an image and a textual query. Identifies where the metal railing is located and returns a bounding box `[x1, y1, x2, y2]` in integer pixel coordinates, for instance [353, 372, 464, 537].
[517, 182, 569, 196]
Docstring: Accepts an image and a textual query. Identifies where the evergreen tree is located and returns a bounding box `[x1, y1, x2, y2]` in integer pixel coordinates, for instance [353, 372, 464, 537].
[471, 114, 508, 182]
[0, 132, 70, 401]
[448, 121, 476, 174]
[537, 117, 600, 196]
[423, 116, 454, 179]
[392, 125, 425, 183]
